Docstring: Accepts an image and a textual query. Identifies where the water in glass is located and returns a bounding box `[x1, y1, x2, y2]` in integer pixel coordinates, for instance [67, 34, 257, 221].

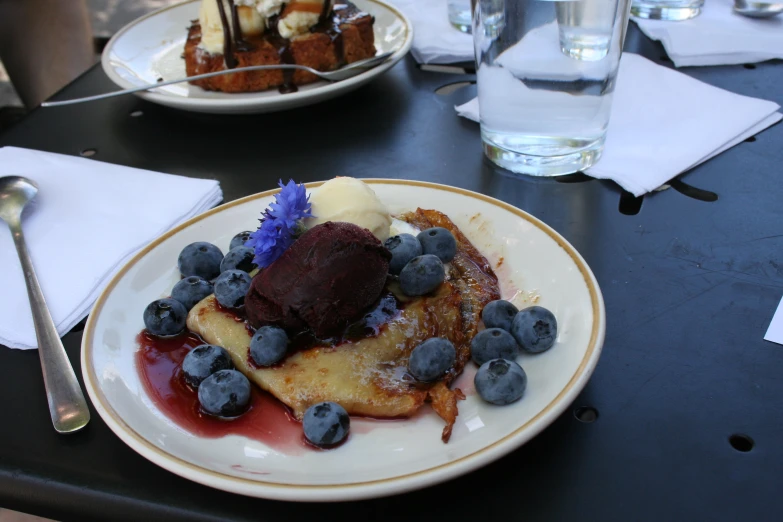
[631, 0, 704, 21]
[448, 0, 474, 32]
[475, 0, 631, 176]
[556, 0, 619, 60]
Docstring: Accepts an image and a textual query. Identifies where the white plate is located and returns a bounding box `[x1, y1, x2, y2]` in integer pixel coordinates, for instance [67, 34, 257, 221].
[82, 180, 605, 502]
[101, 0, 412, 114]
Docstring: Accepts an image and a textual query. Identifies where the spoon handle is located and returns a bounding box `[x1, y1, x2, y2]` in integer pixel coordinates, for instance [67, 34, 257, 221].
[9, 221, 90, 433]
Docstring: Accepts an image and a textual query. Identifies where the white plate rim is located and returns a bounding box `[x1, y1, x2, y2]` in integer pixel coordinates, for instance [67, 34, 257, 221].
[81, 179, 606, 502]
[100, 0, 413, 111]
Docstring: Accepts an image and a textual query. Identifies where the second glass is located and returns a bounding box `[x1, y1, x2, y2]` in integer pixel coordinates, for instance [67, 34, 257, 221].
[556, 0, 620, 61]
[448, 0, 475, 33]
[631, 0, 704, 21]
[474, 0, 631, 177]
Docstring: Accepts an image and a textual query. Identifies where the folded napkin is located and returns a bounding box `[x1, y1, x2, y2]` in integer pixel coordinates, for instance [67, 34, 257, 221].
[456, 53, 781, 196]
[390, 0, 473, 63]
[764, 295, 783, 345]
[0, 147, 223, 349]
[633, 0, 783, 67]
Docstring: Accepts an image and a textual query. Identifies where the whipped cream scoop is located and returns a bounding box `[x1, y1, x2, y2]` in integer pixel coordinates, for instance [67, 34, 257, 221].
[306, 177, 392, 242]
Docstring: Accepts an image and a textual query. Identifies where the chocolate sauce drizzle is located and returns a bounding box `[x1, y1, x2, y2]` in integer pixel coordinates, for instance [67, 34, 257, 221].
[231, 3, 255, 52]
[316, 3, 346, 69]
[215, 0, 238, 69]
[278, 41, 298, 94]
[214, 1, 353, 94]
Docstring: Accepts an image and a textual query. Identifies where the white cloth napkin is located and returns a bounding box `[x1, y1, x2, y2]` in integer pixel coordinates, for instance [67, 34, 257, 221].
[764, 295, 783, 345]
[633, 0, 783, 67]
[390, 0, 474, 63]
[0, 147, 223, 349]
[456, 53, 782, 196]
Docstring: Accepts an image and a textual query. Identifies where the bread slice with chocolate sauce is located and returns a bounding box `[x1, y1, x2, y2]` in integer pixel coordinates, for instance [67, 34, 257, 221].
[184, 2, 376, 93]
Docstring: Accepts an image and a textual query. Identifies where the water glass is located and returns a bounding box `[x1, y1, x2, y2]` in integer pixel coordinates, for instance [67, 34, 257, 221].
[631, 0, 704, 21]
[556, 0, 619, 61]
[474, 0, 631, 177]
[448, 0, 475, 33]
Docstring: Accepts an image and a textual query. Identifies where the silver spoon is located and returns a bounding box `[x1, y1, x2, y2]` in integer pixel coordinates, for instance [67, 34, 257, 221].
[41, 51, 395, 107]
[0, 176, 90, 433]
[733, 0, 783, 18]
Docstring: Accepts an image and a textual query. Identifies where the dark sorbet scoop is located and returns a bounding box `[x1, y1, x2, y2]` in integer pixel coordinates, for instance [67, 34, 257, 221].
[245, 221, 392, 338]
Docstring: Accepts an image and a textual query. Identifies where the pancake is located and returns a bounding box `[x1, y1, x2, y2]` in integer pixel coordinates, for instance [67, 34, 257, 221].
[186, 209, 500, 441]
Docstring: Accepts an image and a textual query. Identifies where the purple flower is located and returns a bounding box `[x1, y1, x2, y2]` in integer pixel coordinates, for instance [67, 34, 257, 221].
[266, 179, 313, 227]
[246, 179, 312, 268]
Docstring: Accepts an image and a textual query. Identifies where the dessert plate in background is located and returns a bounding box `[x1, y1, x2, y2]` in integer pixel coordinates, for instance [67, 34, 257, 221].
[101, 0, 412, 114]
[82, 180, 606, 502]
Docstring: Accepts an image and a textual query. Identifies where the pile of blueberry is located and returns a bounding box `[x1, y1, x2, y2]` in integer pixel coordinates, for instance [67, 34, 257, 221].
[182, 344, 251, 416]
[385, 227, 457, 296]
[141, 231, 350, 447]
[139, 232, 259, 419]
[472, 300, 558, 405]
[179, 322, 346, 446]
[402, 299, 558, 406]
[142, 231, 258, 338]
[391, 226, 560, 408]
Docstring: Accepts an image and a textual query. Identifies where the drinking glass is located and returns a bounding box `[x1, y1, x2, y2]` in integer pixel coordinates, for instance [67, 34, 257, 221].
[631, 0, 704, 21]
[474, 0, 631, 177]
[556, 0, 619, 61]
[448, 0, 474, 33]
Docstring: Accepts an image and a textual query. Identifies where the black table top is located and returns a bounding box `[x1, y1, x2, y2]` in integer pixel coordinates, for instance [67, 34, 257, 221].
[1, 24, 782, 522]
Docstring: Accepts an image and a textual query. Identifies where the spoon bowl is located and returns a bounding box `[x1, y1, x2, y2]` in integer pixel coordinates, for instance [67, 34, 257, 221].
[733, 0, 783, 18]
[0, 176, 38, 222]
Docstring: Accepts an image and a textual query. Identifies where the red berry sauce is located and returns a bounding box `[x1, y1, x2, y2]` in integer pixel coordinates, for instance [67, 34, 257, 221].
[135, 330, 307, 453]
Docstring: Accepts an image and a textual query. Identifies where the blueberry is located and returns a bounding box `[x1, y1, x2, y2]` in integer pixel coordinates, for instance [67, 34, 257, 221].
[399, 254, 445, 296]
[303, 401, 350, 447]
[408, 337, 456, 382]
[250, 326, 289, 366]
[417, 227, 457, 263]
[182, 344, 234, 387]
[384, 234, 422, 275]
[482, 300, 519, 331]
[220, 246, 257, 274]
[171, 276, 213, 311]
[143, 298, 187, 337]
[198, 369, 251, 417]
[230, 231, 252, 251]
[178, 242, 223, 280]
[213, 269, 252, 308]
[475, 359, 527, 405]
[471, 328, 519, 366]
[511, 306, 558, 354]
